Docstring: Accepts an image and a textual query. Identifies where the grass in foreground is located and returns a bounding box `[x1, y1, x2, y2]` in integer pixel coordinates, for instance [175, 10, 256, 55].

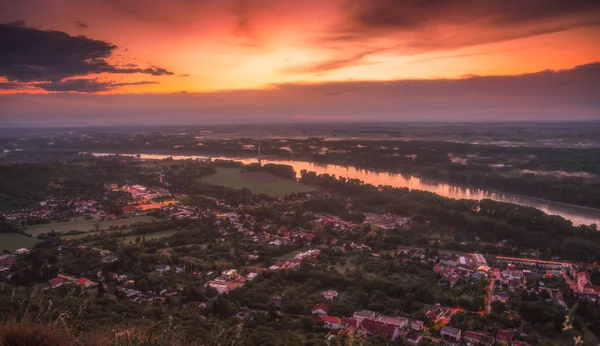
[200, 167, 315, 198]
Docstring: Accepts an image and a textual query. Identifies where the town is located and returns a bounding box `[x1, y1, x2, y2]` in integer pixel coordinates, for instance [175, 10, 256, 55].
[1, 154, 599, 345]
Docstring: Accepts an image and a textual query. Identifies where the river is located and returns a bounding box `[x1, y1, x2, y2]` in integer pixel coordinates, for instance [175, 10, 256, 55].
[89, 152, 600, 226]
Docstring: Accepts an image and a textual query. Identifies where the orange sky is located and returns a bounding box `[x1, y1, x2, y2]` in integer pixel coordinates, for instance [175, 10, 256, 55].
[1, 0, 599, 94]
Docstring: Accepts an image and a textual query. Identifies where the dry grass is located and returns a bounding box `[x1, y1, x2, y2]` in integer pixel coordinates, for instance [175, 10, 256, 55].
[0, 289, 236, 346]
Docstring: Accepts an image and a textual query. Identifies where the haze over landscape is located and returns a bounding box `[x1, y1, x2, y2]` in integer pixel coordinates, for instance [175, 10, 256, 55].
[1, 0, 599, 124]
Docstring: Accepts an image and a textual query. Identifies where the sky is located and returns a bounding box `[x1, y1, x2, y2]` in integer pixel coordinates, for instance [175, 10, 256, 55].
[0, 0, 599, 125]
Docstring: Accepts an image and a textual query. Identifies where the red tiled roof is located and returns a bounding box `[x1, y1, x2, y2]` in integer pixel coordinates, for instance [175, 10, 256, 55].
[312, 303, 330, 313]
[342, 318, 358, 328]
[322, 316, 341, 324]
[75, 278, 90, 285]
[496, 329, 512, 342]
[360, 319, 397, 337]
[48, 277, 63, 287]
[465, 331, 495, 345]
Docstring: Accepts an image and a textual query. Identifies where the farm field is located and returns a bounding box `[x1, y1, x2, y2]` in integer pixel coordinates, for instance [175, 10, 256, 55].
[0, 233, 39, 252]
[200, 167, 315, 198]
[25, 216, 158, 237]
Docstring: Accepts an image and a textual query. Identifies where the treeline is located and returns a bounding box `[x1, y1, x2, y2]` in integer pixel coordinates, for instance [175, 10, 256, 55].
[303, 140, 600, 208]
[245, 163, 297, 180]
[130, 219, 193, 235]
[0, 158, 162, 211]
[299, 170, 600, 263]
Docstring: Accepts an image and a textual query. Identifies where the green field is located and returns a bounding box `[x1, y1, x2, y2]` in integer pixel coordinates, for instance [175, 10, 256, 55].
[0, 233, 39, 252]
[200, 167, 315, 198]
[25, 216, 158, 237]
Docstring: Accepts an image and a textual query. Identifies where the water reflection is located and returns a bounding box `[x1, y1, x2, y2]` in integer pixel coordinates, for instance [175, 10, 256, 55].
[88, 152, 600, 226]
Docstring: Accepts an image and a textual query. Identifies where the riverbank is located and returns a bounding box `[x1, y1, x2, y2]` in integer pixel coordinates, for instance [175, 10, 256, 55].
[84, 151, 600, 226]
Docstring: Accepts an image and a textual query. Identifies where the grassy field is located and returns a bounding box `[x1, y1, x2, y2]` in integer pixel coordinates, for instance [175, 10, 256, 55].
[25, 216, 158, 237]
[200, 167, 315, 198]
[0, 233, 39, 252]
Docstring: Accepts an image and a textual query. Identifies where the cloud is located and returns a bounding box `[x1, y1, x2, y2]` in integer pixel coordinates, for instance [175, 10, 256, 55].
[0, 22, 175, 83]
[231, 0, 254, 39]
[36, 79, 158, 93]
[0, 81, 27, 90]
[281, 49, 382, 74]
[2, 62, 598, 124]
[326, 0, 600, 52]
[75, 20, 88, 28]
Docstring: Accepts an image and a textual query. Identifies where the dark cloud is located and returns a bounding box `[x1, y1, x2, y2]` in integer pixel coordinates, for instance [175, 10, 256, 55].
[327, 0, 600, 51]
[36, 79, 157, 93]
[75, 20, 88, 28]
[0, 23, 175, 83]
[2, 62, 598, 124]
[0, 81, 26, 90]
[5, 20, 26, 27]
[231, 0, 254, 38]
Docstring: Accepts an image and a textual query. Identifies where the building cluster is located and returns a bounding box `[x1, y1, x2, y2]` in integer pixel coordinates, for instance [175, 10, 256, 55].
[564, 265, 600, 300]
[363, 213, 410, 230]
[311, 306, 425, 344]
[207, 269, 247, 295]
[1, 198, 109, 223]
[441, 325, 525, 346]
[432, 253, 491, 287]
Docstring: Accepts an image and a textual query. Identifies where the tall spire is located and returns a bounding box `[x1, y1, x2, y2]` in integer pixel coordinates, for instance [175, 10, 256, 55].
[257, 143, 262, 166]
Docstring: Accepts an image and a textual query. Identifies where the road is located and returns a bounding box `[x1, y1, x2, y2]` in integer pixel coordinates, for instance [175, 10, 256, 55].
[486, 279, 495, 314]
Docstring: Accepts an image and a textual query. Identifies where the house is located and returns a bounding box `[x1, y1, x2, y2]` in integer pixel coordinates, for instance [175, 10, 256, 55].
[208, 281, 229, 295]
[492, 292, 511, 303]
[375, 315, 408, 329]
[342, 318, 359, 329]
[270, 296, 282, 307]
[405, 330, 421, 345]
[48, 277, 64, 289]
[353, 310, 377, 321]
[512, 342, 530, 346]
[0, 255, 16, 268]
[359, 319, 399, 340]
[222, 269, 238, 280]
[411, 320, 424, 331]
[322, 316, 341, 330]
[246, 272, 258, 281]
[496, 329, 512, 344]
[14, 248, 30, 255]
[312, 303, 330, 316]
[441, 326, 462, 342]
[425, 310, 437, 320]
[75, 278, 97, 288]
[464, 331, 495, 346]
[155, 264, 171, 273]
[322, 290, 338, 300]
[101, 255, 119, 264]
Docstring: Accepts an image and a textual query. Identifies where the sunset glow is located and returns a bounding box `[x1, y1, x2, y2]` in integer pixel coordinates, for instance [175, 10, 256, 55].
[1, 0, 599, 124]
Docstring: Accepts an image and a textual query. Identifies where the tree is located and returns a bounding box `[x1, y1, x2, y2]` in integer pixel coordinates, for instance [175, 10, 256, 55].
[97, 282, 105, 297]
[137, 278, 149, 292]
